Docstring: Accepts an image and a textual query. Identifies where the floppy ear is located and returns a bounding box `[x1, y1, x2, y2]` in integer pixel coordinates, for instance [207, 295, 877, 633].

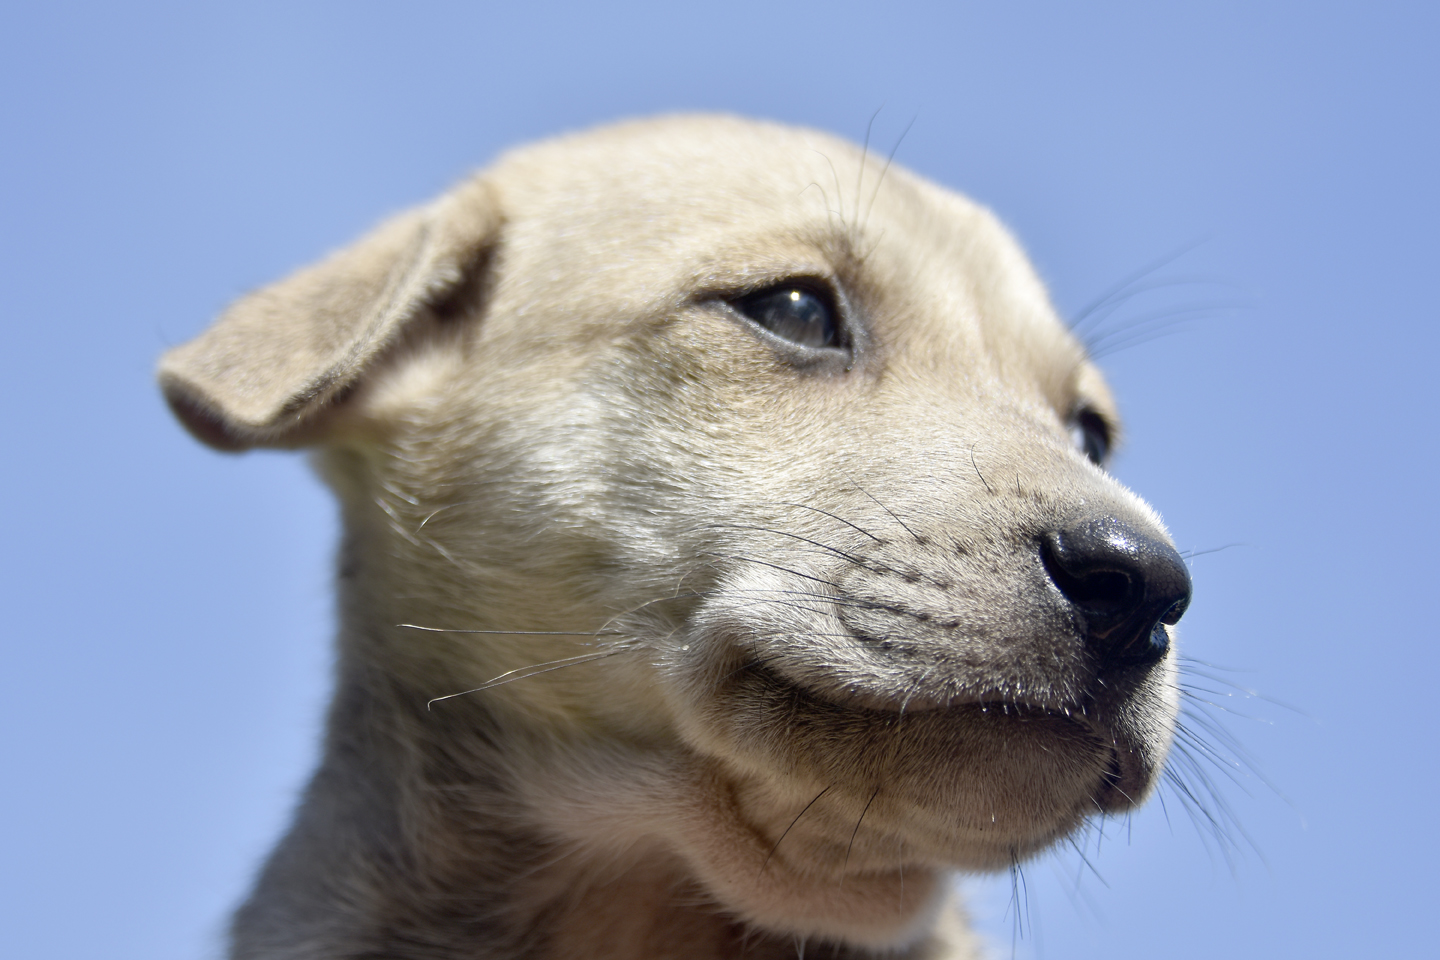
[159, 177, 500, 450]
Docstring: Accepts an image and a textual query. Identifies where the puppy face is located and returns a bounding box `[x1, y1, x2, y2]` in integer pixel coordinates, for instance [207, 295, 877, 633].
[162, 116, 1189, 949]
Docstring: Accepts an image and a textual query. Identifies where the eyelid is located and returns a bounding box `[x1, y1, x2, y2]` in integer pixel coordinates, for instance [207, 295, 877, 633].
[725, 275, 838, 304]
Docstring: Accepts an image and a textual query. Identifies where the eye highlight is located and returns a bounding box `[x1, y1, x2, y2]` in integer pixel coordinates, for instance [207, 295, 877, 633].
[1069, 409, 1112, 466]
[732, 285, 843, 350]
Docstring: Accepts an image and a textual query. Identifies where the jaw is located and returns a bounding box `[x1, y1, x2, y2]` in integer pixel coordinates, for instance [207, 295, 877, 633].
[513, 689, 1096, 949]
[597, 701, 1120, 949]
[491, 575, 1179, 949]
[661, 760, 954, 949]
[618, 620, 1180, 945]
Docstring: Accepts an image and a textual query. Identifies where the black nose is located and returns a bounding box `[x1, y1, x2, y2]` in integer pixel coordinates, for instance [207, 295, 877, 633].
[1041, 517, 1192, 667]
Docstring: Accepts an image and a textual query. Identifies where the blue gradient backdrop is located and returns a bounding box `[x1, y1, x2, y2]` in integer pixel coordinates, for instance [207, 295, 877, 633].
[3, 3, 1435, 957]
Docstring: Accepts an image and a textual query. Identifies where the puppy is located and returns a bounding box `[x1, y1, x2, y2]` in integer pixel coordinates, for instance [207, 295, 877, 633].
[161, 115, 1191, 960]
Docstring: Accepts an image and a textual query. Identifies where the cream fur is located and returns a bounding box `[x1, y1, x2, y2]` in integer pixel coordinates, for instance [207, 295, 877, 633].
[160, 115, 1187, 960]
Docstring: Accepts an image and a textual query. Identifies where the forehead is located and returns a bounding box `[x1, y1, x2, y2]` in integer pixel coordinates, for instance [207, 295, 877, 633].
[486, 116, 1089, 399]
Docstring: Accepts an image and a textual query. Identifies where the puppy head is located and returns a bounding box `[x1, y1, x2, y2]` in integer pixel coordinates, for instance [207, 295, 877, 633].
[161, 116, 1189, 948]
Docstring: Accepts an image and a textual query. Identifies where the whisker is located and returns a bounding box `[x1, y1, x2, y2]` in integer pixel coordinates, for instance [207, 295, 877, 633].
[756, 501, 885, 543]
[589, 590, 711, 638]
[852, 107, 879, 238]
[1178, 664, 1307, 718]
[399, 624, 626, 637]
[861, 114, 917, 234]
[1178, 542, 1246, 561]
[700, 553, 846, 590]
[970, 445, 993, 495]
[1072, 274, 1235, 331]
[713, 586, 907, 618]
[1069, 238, 1210, 333]
[704, 522, 872, 566]
[1178, 687, 1277, 724]
[760, 785, 833, 877]
[426, 650, 627, 709]
[398, 589, 710, 642]
[1007, 848, 1031, 955]
[817, 150, 847, 227]
[1084, 301, 1244, 354]
[1063, 831, 1108, 889]
[845, 477, 923, 543]
[841, 785, 882, 880]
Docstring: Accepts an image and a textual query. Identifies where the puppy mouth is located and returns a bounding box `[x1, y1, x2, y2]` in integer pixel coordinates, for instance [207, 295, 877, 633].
[743, 652, 1078, 724]
[1094, 751, 1140, 811]
[732, 657, 1152, 816]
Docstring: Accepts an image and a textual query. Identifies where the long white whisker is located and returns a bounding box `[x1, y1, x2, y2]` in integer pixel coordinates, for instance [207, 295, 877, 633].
[426, 650, 627, 709]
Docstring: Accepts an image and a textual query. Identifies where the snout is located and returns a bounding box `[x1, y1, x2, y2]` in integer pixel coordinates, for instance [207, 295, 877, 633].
[676, 491, 1191, 860]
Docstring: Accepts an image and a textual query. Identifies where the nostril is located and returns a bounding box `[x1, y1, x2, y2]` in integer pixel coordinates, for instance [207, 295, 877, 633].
[1039, 543, 1134, 614]
[1041, 517, 1192, 668]
[1161, 599, 1187, 626]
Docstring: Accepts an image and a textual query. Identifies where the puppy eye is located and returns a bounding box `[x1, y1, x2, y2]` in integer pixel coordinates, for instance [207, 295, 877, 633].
[732, 285, 842, 350]
[1069, 409, 1112, 466]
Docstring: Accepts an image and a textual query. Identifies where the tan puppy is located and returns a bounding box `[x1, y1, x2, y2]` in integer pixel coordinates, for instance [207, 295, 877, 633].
[161, 115, 1191, 960]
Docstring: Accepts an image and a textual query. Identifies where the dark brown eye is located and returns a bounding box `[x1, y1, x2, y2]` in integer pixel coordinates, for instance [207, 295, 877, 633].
[1069, 409, 1112, 466]
[732, 285, 842, 350]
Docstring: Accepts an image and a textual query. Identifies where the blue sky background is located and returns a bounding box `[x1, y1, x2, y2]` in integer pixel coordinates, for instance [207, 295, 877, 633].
[2, 2, 1436, 957]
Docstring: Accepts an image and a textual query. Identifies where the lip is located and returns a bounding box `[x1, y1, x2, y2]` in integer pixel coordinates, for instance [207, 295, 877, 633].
[743, 655, 1084, 723]
[730, 658, 1153, 814]
[1088, 728, 1156, 813]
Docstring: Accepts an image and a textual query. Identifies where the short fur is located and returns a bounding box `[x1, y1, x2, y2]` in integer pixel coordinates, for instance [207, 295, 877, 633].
[161, 115, 1185, 959]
